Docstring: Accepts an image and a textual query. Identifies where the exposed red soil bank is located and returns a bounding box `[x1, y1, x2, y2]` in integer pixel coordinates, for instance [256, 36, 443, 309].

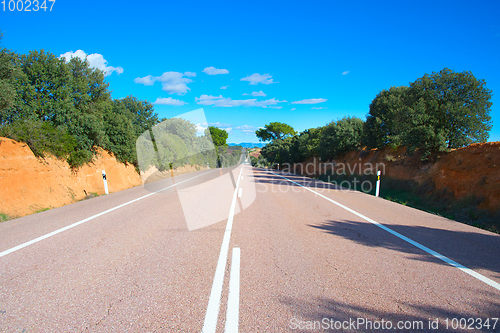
[0, 137, 142, 218]
[290, 142, 500, 211]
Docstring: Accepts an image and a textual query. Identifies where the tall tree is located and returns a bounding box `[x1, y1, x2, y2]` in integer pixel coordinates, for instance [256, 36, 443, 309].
[319, 117, 364, 160]
[363, 86, 411, 148]
[409, 68, 492, 148]
[255, 122, 296, 142]
[206, 126, 228, 146]
[0, 33, 17, 120]
[18, 50, 74, 122]
[113, 96, 158, 138]
[364, 68, 493, 154]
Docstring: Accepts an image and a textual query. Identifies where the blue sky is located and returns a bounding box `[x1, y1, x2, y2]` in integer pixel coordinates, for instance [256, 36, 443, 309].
[1, 0, 499, 143]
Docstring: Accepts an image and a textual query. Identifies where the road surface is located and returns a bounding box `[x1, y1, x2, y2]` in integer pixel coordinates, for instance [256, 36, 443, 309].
[1, 161, 499, 332]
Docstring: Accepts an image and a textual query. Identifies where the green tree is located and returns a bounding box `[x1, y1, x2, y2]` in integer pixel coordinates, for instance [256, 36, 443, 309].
[104, 105, 137, 164]
[364, 68, 493, 155]
[0, 33, 17, 119]
[291, 127, 322, 162]
[17, 50, 74, 122]
[409, 68, 492, 148]
[113, 96, 158, 138]
[319, 117, 364, 160]
[363, 86, 411, 148]
[255, 122, 296, 142]
[260, 137, 293, 165]
[206, 126, 228, 146]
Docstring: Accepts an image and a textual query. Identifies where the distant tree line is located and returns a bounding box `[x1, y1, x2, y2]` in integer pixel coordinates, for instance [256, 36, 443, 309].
[256, 68, 493, 166]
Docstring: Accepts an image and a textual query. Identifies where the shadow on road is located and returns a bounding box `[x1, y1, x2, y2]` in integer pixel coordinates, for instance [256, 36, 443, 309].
[309, 219, 500, 277]
[251, 169, 346, 192]
[280, 295, 500, 333]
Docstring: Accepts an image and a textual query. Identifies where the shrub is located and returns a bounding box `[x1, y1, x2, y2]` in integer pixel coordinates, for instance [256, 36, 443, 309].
[0, 119, 77, 158]
[67, 149, 93, 169]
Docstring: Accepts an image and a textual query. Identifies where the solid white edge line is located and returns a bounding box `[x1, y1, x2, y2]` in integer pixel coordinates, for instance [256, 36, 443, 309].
[202, 165, 244, 333]
[267, 170, 500, 292]
[0, 170, 217, 258]
[225, 247, 241, 333]
[238, 188, 243, 198]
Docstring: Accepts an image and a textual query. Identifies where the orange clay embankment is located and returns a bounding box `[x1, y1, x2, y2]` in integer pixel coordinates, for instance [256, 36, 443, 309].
[290, 142, 500, 212]
[0, 137, 142, 218]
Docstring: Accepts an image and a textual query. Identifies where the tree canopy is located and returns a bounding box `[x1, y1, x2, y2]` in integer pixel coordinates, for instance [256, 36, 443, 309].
[0, 45, 159, 168]
[257, 68, 493, 166]
[364, 68, 493, 155]
[206, 126, 228, 146]
[255, 122, 297, 142]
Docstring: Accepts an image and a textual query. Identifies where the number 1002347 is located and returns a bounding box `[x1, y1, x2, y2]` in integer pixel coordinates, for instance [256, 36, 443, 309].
[1, 0, 55, 11]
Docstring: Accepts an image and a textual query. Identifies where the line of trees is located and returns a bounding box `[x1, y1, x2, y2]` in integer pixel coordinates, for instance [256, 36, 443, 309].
[0, 37, 160, 168]
[0, 34, 243, 172]
[256, 68, 493, 166]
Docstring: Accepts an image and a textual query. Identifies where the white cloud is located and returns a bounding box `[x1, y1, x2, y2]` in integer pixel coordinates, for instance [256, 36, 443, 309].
[203, 67, 229, 75]
[195, 94, 286, 108]
[290, 108, 296, 111]
[311, 106, 328, 110]
[292, 98, 327, 104]
[220, 85, 229, 89]
[240, 73, 277, 85]
[134, 71, 196, 95]
[196, 123, 207, 135]
[243, 91, 267, 97]
[236, 125, 256, 134]
[134, 75, 155, 86]
[153, 97, 186, 106]
[342, 71, 350, 75]
[59, 50, 124, 77]
[209, 122, 232, 127]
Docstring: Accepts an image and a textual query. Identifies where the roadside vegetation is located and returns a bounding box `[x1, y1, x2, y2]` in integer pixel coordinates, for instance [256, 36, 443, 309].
[0, 32, 235, 171]
[316, 173, 499, 234]
[0, 213, 11, 223]
[255, 68, 492, 167]
[251, 68, 497, 233]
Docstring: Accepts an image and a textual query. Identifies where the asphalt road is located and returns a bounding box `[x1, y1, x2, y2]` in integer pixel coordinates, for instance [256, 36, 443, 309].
[1, 161, 499, 332]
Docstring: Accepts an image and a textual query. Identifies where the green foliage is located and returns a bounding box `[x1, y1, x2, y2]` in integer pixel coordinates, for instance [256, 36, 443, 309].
[288, 127, 322, 163]
[410, 68, 492, 148]
[113, 96, 158, 138]
[260, 137, 293, 165]
[317, 173, 499, 233]
[0, 212, 11, 222]
[255, 122, 297, 142]
[364, 68, 493, 154]
[363, 86, 410, 148]
[104, 103, 138, 164]
[67, 149, 94, 169]
[0, 119, 77, 158]
[136, 119, 237, 172]
[0, 35, 17, 116]
[0, 41, 162, 170]
[207, 126, 228, 146]
[319, 117, 364, 160]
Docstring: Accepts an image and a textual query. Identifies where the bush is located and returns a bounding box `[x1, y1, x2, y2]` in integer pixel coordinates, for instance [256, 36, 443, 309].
[67, 149, 93, 169]
[0, 119, 77, 158]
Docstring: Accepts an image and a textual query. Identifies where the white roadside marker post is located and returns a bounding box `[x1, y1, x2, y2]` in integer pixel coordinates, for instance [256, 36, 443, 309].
[375, 170, 381, 197]
[102, 170, 109, 195]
